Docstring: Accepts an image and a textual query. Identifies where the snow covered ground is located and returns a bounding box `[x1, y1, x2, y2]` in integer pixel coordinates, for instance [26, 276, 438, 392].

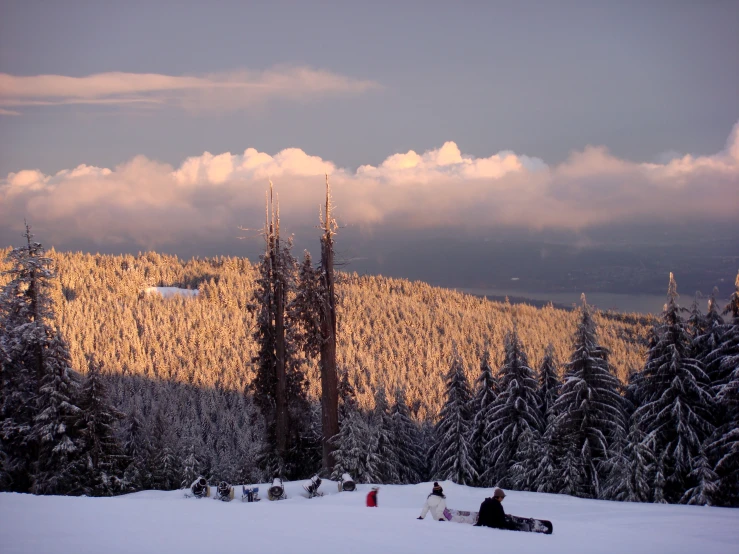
[2, 481, 738, 554]
[143, 286, 199, 298]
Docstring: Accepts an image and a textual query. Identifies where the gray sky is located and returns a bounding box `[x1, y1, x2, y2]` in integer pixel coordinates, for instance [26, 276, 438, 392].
[1, 1, 738, 301]
[1, 1, 737, 173]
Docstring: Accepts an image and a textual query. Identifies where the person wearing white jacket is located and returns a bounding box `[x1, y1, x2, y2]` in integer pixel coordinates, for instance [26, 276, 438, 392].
[417, 482, 447, 521]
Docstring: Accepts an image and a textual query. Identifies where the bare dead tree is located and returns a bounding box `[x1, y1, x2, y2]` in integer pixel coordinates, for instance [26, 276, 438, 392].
[252, 182, 289, 461]
[319, 174, 339, 471]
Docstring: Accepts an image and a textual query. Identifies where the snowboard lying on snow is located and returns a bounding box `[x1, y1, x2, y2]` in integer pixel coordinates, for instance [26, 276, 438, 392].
[443, 508, 553, 534]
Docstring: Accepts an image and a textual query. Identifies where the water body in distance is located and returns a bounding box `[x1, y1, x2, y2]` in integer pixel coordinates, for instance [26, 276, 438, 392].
[456, 288, 729, 315]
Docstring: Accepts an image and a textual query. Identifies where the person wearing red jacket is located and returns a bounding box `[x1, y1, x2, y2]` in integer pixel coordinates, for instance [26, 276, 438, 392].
[366, 486, 379, 507]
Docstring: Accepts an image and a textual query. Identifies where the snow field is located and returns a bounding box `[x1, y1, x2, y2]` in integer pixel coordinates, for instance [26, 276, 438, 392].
[143, 287, 199, 298]
[1, 480, 738, 554]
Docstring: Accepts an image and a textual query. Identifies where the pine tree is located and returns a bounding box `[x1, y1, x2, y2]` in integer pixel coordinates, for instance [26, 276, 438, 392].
[338, 368, 357, 422]
[686, 292, 707, 349]
[604, 417, 655, 503]
[482, 329, 542, 489]
[525, 426, 560, 494]
[390, 388, 423, 484]
[709, 366, 739, 506]
[653, 453, 668, 504]
[558, 447, 585, 498]
[624, 364, 646, 417]
[290, 252, 323, 360]
[372, 387, 399, 484]
[120, 404, 150, 491]
[284, 333, 314, 479]
[469, 348, 497, 485]
[706, 271, 739, 506]
[417, 420, 436, 482]
[75, 355, 125, 496]
[250, 183, 309, 477]
[551, 295, 625, 499]
[331, 410, 379, 484]
[538, 343, 561, 427]
[680, 451, 718, 506]
[693, 289, 725, 387]
[149, 408, 180, 490]
[1, 227, 59, 492]
[431, 348, 476, 485]
[634, 274, 715, 504]
[526, 349, 563, 494]
[30, 331, 84, 495]
[289, 250, 325, 476]
[180, 441, 202, 489]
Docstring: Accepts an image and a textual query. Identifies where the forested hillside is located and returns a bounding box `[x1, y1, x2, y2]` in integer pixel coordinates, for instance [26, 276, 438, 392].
[4, 245, 738, 506]
[1, 248, 651, 421]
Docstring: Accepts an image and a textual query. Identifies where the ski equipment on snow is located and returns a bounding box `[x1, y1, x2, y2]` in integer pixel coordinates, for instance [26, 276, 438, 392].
[444, 508, 553, 534]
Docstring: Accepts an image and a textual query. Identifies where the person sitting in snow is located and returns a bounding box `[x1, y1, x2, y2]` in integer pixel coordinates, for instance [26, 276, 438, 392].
[366, 486, 379, 507]
[474, 488, 516, 530]
[417, 482, 447, 521]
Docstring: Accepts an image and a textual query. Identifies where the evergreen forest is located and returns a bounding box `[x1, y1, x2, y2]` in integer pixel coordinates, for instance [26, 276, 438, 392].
[2, 239, 737, 507]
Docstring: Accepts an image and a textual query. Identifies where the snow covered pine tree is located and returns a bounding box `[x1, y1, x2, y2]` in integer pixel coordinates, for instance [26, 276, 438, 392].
[469, 347, 498, 486]
[483, 329, 542, 490]
[0, 226, 86, 495]
[549, 295, 626, 499]
[634, 274, 715, 504]
[431, 346, 476, 485]
[706, 271, 739, 506]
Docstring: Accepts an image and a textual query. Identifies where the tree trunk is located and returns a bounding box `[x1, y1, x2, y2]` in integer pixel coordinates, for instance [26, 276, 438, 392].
[271, 190, 288, 459]
[320, 176, 339, 471]
[274, 245, 288, 458]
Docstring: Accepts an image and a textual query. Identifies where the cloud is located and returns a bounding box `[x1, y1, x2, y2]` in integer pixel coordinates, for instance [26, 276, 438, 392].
[0, 67, 380, 113]
[1, 122, 738, 250]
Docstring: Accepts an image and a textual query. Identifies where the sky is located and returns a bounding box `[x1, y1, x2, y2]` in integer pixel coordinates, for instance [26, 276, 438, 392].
[1, 1, 738, 301]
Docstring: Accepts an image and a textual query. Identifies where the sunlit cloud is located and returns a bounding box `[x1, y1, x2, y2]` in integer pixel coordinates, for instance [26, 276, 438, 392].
[1, 122, 737, 250]
[0, 67, 380, 114]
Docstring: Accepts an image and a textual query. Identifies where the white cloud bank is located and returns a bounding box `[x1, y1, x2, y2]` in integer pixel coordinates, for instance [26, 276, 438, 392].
[0, 67, 379, 113]
[1, 122, 738, 249]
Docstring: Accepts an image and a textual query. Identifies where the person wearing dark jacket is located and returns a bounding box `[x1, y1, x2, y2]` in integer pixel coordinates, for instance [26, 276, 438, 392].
[474, 488, 516, 530]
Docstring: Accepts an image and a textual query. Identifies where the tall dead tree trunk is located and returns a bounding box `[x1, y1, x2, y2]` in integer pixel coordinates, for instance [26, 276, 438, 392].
[319, 175, 339, 471]
[269, 184, 289, 458]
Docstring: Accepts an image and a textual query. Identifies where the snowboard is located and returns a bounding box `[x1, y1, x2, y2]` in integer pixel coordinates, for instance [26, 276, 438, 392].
[443, 509, 553, 534]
